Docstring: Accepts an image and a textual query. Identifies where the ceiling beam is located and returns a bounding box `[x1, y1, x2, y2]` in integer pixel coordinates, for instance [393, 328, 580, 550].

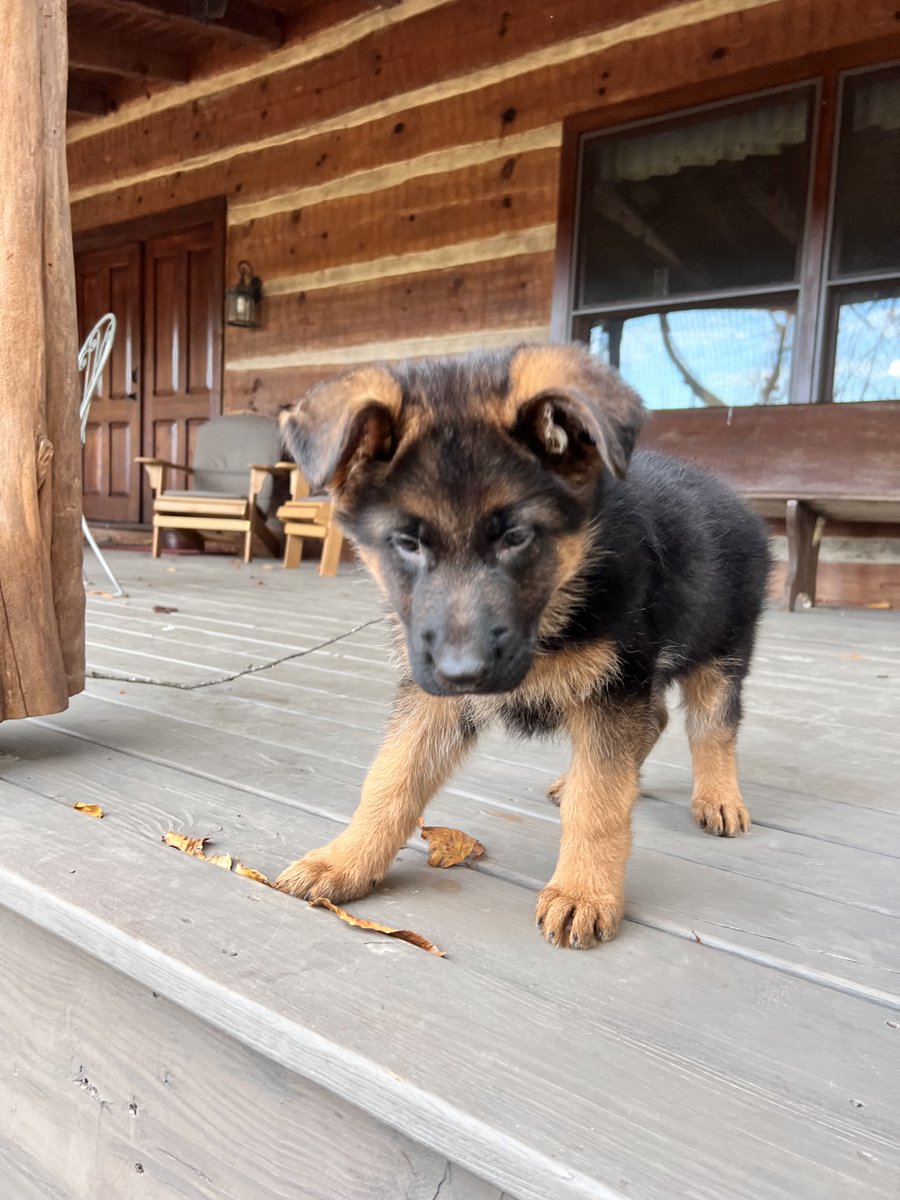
[67, 80, 113, 117]
[68, 26, 191, 83]
[80, 1, 285, 50]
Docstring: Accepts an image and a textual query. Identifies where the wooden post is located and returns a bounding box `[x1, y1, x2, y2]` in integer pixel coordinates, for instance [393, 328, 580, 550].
[0, 0, 85, 721]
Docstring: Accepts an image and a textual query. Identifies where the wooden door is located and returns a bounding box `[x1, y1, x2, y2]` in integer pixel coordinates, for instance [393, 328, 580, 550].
[142, 219, 224, 517]
[75, 242, 142, 523]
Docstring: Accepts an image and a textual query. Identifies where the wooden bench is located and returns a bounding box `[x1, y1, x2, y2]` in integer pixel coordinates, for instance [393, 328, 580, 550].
[639, 401, 900, 612]
[745, 495, 900, 611]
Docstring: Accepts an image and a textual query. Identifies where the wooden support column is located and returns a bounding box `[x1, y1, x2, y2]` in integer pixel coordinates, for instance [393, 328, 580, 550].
[0, 0, 85, 721]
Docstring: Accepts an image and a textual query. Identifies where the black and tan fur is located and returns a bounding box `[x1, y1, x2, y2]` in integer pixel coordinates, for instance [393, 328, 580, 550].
[276, 344, 770, 949]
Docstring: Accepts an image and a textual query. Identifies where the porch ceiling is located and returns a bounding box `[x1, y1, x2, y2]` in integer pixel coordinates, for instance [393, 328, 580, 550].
[65, 0, 384, 123]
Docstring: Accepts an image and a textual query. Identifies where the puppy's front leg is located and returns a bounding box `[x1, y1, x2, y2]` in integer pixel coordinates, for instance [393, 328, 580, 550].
[276, 682, 475, 902]
[536, 702, 642, 949]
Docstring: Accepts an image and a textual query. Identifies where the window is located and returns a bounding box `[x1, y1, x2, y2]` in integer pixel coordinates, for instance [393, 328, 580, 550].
[824, 67, 900, 403]
[562, 62, 900, 409]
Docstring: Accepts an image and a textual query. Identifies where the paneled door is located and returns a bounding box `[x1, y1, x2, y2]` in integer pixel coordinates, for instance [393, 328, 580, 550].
[75, 202, 224, 524]
[76, 242, 142, 522]
[142, 220, 223, 519]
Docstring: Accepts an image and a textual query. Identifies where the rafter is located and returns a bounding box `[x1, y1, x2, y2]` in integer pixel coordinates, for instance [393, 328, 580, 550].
[68, 26, 191, 83]
[80, 1, 284, 50]
[67, 80, 113, 117]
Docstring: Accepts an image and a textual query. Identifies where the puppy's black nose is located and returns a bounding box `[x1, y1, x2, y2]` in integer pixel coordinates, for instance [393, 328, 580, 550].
[432, 646, 490, 690]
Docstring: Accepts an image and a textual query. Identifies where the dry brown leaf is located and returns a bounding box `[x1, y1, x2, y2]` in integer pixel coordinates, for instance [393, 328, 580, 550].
[235, 862, 270, 885]
[74, 802, 104, 819]
[309, 897, 445, 957]
[152, 605, 178, 614]
[204, 852, 234, 871]
[87, 590, 114, 599]
[161, 831, 208, 856]
[420, 825, 485, 869]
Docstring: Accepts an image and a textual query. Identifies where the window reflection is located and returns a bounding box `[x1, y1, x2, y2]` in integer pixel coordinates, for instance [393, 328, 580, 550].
[576, 306, 796, 410]
[831, 286, 900, 402]
[831, 68, 900, 277]
[576, 87, 814, 307]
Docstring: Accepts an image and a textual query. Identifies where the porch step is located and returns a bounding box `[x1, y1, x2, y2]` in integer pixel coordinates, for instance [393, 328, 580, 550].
[0, 775, 897, 1200]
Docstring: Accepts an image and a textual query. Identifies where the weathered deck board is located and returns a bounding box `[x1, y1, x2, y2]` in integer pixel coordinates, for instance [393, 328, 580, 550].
[40, 686, 900, 916]
[4, 704, 898, 1006]
[3, 554, 898, 1198]
[0, 782, 897, 1200]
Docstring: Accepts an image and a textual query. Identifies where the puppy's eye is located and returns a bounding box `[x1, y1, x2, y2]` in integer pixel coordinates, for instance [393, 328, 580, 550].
[498, 526, 533, 551]
[393, 533, 423, 557]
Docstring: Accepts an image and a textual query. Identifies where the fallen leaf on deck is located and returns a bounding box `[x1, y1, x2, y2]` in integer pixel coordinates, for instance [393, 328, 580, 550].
[161, 831, 208, 856]
[420, 825, 485, 868]
[152, 605, 178, 614]
[309, 897, 445, 957]
[204, 852, 234, 871]
[87, 590, 114, 599]
[866, 600, 892, 609]
[74, 803, 104, 819]
[235, 862, 270, 884]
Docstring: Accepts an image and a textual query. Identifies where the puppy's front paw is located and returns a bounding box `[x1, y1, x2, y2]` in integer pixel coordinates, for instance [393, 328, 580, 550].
[274, 843, 380, 903]
[535, 883, 624, 949]
[692, 795, 751, 837]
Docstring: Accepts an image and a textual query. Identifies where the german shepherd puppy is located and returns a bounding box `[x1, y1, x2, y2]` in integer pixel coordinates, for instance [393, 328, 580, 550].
[276, 344, 770, 949]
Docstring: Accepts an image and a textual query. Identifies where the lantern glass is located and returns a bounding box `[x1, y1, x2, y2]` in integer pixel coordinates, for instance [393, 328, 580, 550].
[226, 261, 262, 328]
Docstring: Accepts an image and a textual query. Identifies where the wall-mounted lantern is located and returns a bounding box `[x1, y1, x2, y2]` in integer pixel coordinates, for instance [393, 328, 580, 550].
[226, 260, 262, 328]
[190, 1, 230, 20]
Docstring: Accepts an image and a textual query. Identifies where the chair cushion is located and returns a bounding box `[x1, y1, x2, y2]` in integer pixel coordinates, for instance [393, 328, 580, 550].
[192, 414, 283, 508]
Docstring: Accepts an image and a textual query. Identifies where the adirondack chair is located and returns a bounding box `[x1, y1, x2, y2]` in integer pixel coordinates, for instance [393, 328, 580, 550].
[276, 470, 344, 576]
[136, 414, 293, 563]
[79, 313, 124, 597]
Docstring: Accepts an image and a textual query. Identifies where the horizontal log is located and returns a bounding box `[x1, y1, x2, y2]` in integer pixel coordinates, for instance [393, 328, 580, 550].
[227, 147, 559, 287]
[768, 560, 900, 610]
[226, 251, 554, 359]
[69, 0, 900, 234]
[65, 0, 699, 192]
[223, 325, 551, 413]
[226, 325, 550, 372]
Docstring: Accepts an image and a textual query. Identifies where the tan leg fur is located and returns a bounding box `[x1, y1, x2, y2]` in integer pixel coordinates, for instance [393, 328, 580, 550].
[536, 702, 646, 949]
[275, 686, 473, 901]
[681, 663, 750, 837]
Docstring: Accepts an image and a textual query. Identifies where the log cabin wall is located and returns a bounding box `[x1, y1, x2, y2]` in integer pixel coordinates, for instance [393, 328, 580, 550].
[66, 0, 900, 604]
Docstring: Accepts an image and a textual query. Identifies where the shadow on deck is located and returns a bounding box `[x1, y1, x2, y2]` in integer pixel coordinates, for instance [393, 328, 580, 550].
[0, 551, 897, 1199]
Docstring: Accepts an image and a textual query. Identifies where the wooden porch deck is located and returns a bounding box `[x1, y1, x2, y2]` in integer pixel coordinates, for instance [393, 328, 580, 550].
[0, 552, 898, 1199]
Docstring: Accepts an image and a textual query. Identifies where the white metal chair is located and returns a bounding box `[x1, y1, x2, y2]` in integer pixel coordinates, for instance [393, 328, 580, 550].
[79, 313, 124, 597]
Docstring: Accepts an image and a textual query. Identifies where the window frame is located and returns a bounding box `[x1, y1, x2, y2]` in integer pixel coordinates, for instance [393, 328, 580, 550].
[551, 46, 900, 409]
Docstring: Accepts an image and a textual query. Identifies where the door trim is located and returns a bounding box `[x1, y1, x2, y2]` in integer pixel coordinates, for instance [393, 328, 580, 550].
[73, 197, 226, 258]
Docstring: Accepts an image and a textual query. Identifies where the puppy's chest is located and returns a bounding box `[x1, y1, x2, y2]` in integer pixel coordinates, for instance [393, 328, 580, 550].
[466, 639, 620, 737]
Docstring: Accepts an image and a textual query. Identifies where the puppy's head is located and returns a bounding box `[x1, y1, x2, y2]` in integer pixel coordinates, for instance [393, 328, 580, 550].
[281, 344, 646, 696]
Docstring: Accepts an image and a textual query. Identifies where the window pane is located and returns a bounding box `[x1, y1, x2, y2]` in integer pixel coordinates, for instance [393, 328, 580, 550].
[830, 283, 900, 402]
[831, 67, 900, 277]
[574, 303, 796, 410]
[576, 87, 814, 308]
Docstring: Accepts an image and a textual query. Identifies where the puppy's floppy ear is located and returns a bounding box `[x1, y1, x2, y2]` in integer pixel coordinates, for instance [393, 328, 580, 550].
[506, 344, 647, 481]
[279, 365, 402, 492]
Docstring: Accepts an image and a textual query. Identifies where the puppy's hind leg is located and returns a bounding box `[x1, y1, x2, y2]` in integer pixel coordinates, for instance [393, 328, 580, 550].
[680, 662, 750, 837]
